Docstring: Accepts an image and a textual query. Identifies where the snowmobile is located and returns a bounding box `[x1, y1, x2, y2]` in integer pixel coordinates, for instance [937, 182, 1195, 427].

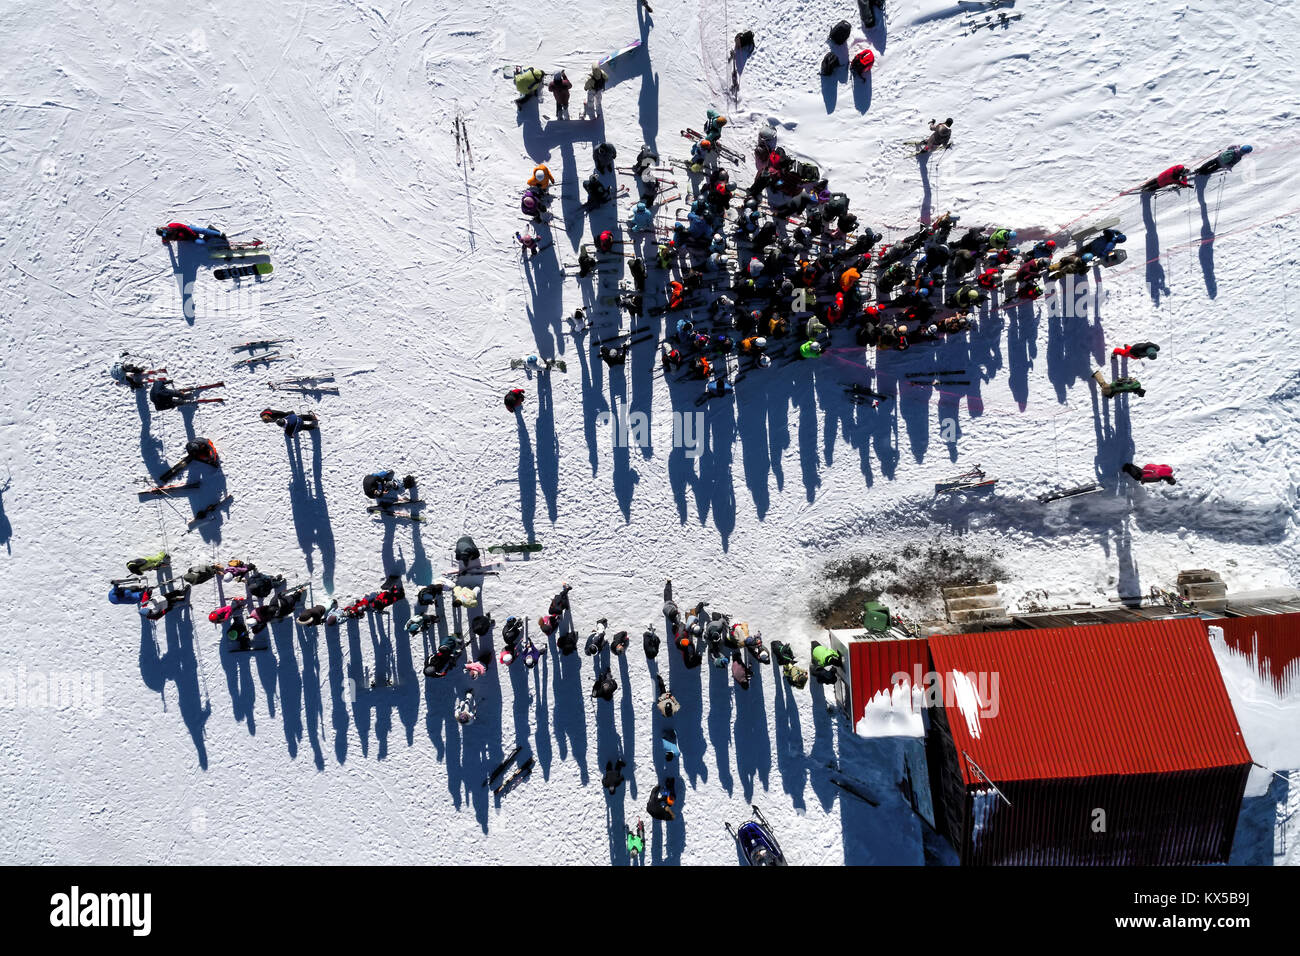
[725, 805, 787, 866]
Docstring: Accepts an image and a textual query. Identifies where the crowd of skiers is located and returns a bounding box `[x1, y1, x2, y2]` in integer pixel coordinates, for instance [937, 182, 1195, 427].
[508, 99, 1255, 482]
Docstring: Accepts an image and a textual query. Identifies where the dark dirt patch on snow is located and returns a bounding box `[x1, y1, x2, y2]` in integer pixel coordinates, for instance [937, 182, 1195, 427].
[811, 540, 1009, 628]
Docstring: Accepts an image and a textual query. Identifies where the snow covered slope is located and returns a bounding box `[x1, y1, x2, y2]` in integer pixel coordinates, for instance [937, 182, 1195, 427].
[0, 0, 1295, 864]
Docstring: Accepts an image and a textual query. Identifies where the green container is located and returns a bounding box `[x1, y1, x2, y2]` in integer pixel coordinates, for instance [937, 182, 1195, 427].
[862, 601, 891, 632]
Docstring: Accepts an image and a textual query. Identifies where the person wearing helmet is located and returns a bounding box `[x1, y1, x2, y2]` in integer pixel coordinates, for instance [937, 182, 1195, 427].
[628, 201, 655, 232]
[1195, 144, 1252, 176]
[799, 340, 823, 360]
[593, 141, 617, 174]
[1141, 164, 1190, 192]
[989, 227, 1016, 249]
[1048, 252, 1094, 279]
[454, 690, 476, 725]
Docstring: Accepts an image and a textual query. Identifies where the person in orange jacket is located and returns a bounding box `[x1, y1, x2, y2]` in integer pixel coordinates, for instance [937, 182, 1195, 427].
[527, 163, 555, 191]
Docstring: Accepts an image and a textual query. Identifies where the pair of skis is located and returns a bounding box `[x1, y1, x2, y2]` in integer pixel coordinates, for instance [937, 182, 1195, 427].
[680, 129, 745, 165]
[369, 499, 426, 522]
[454, 107, 474, 168]
[935, 465, 997, 492]
[187, 494, 233, 530]
[845, 384, 890, 406]
[233, 352, 289, 368]
[232, 338, 292, 353]
[494, 756, 535, 796]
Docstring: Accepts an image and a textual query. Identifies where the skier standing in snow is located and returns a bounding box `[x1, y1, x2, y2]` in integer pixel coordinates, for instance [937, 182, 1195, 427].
[603, 759, 626, 794]
[504, 388, 526, 413]
[583, 65, 608, 117]
[548, 70, 572, 118]
[455, 689, 477, 725]
[591, 667, 617, 701]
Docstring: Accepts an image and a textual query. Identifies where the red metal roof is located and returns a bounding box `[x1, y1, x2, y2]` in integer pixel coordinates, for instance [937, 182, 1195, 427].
[1213, 613, 1300, 697]
[847, 638, 929, 725]
[927, 619, 1252, 785]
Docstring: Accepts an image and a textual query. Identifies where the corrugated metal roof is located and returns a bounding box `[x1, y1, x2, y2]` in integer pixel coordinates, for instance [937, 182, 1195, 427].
[1214, 613, 1300, 697]
[927, 619, 1252, 785]
[847, 637, 929, 724]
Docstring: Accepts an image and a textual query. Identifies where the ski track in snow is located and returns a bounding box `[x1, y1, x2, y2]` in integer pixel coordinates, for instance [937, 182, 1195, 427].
[0, 0, 1295, 865]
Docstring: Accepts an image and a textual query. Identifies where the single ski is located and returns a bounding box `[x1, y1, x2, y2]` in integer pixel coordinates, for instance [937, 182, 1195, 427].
[371, 507, 426, 522]
[487, 543, 543, 554]
[597, 39, 642, 67]
[214, 262, 273, 281]
[905, 369, 966, 378]
[366, 499, 423, 513]
[493, 756, 535, 796]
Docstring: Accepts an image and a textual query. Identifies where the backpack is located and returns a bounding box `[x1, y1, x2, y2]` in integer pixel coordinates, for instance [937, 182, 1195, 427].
[829, 19, 852, 45]
[796, 160, 820, 183]
[820, 51, 840, 76]
[784, 664, 809, 689]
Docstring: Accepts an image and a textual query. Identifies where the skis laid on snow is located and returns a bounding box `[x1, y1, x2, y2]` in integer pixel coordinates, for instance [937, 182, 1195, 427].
[138, 480, 201, 496]
[268, 383, 340, 395]
[210, 243, 271, 259]
[214, 262, 273, 281]
[232, 352, 288, 368]
[493, 757, 535, 796]
[935, 465, 997, 493]
[1037, 482, 1102, 503]
[830, 773, 881, 806]
[233, 338, 292, 352]
[188, 494, 233, 529]
[483, 747, 523, 788]
[964, 10, 1024, 31]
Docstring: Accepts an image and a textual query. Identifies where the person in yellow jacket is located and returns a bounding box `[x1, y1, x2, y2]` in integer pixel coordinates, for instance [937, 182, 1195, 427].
[514, 67, 546, 101]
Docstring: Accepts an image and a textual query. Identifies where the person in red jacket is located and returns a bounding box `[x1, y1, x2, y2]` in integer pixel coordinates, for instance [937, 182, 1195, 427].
[1141, 164, 1189, 192]
[850, 48, 875, 80]
[1122, 463, 1175, 485]
[504, 388, 525, 413]
[1113, 342, 1160, 360]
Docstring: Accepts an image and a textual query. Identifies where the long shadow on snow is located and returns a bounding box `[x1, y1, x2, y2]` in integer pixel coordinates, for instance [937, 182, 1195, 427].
[270, 615, 304, 761]
[733, 367, 775, 519]
[515, 412, 538, 541]
[535, 373, 560, 523]
[636, 2, 658, 149]
[165, 243, 205, 326]
[325, 619, 350, 764]
[137, 608, 211, 768]
[549, 644, 590, 784]
[593, 650, 626, 864]
[1195, 175, 1218, 298]
[706, 657, 735, 795]
[1005, 299, 1038, 411]
[665, 640, 707, 790]
[807, 680, 840, 812]
[616, 650, 638, 800]
[772, 671, 807, 811]
[852, 71, 873, 115]
[1046, 278, 1105, 404]
[694, 396, 737, 549]
[1141, 192, 1170, 305]
[733, 662, 772, 802]
[287, 429, 336, 593]
[296, 623, 326, 770]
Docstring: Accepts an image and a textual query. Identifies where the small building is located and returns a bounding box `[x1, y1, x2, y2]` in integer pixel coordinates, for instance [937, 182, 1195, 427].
[923, 619, 1253, 865]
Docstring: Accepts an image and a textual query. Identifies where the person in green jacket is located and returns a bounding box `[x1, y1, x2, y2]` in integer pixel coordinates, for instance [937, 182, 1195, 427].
[514, 67, 546, 101]
[799, 340, 823, 360]
[988, 227, 1016, 250]
[811, 641, 842, 669]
